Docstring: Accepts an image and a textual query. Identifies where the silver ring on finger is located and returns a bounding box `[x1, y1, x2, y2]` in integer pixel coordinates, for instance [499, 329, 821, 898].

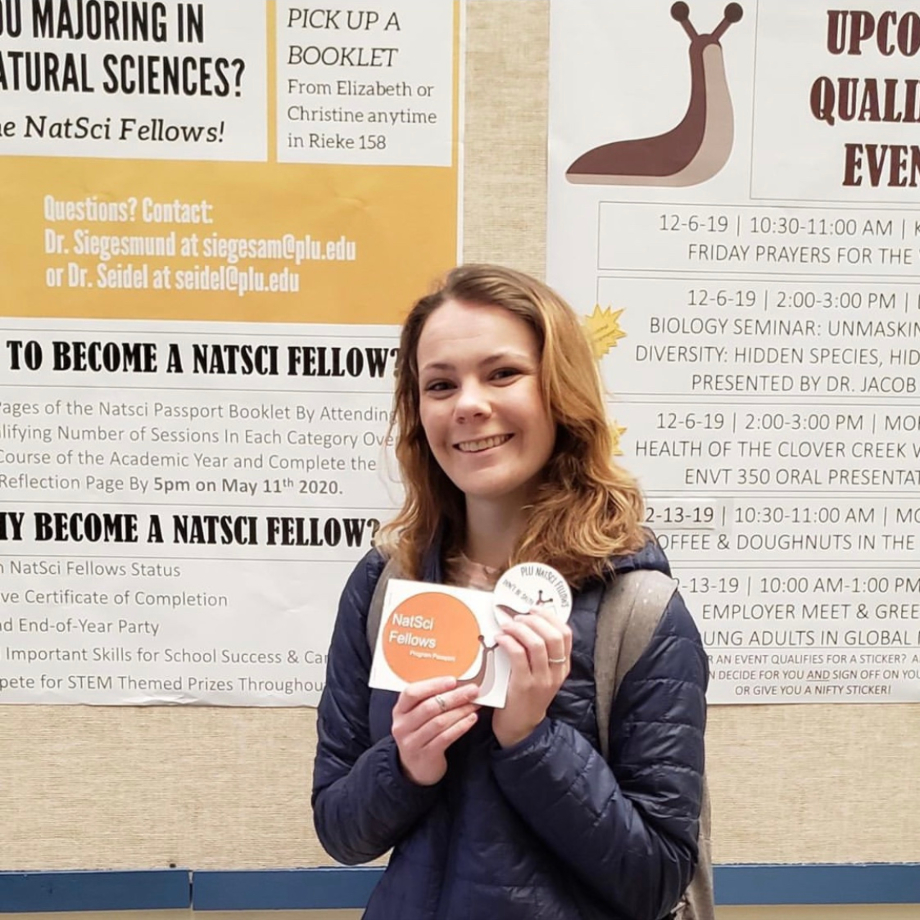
[435, 693, 447, 712]
[548, 656, 568, 665]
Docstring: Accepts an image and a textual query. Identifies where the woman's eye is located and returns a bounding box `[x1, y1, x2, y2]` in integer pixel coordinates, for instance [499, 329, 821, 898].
[424, 380, 453, 393]
[492, 367, 521, 381]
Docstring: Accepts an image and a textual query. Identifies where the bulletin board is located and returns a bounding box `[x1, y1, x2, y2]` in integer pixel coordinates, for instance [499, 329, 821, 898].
[1, 0, 918, 873]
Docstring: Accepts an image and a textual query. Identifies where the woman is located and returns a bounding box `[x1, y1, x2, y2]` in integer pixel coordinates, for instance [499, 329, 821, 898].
[312, 264, 708, 920]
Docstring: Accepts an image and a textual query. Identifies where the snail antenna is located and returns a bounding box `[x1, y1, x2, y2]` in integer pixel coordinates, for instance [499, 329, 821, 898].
[671, 3, 698, 41]
[711, 3, 743, 42]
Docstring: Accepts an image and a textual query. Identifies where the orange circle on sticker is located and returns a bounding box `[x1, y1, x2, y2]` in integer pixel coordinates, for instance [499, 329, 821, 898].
[383, 591, 481, 682]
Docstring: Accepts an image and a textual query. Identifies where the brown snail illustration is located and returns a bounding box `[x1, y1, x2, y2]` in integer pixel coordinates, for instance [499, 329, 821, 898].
[457, 634, 498, 696]
[567, 3, 743, 186]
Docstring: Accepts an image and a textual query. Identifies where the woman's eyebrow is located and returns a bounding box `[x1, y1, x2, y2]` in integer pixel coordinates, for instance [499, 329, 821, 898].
[420, 351, 533, 373]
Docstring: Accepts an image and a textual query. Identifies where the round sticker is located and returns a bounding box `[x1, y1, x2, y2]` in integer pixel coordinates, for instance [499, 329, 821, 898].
[382, 591, 483, 682]
[493, 563, 572, 626]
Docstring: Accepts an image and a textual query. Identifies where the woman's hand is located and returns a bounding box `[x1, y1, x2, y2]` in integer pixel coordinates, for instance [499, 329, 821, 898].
[492, 607, 573, 748]
[392, 676, 481, 786]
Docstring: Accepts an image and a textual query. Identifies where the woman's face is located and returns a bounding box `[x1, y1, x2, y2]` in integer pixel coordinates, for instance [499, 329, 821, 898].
[416, 299, 556, 511]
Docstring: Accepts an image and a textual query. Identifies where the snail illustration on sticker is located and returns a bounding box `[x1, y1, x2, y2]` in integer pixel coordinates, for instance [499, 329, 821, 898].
[567, 3, 744, 187]
[493, 563, 572, 627]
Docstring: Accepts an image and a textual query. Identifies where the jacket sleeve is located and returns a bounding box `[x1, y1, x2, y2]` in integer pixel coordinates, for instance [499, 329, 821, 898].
[312, 551, 443, 865]
[490, 591, 708, 920]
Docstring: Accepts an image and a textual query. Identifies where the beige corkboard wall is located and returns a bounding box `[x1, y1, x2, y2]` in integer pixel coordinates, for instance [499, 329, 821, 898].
[1, 0, 919, 873]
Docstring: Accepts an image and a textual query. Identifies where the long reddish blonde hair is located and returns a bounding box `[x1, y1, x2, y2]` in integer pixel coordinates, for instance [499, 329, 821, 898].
[377, 264, 647, 587]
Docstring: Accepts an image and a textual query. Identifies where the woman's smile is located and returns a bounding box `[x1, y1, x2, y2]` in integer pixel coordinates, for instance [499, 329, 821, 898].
[455, 434, 513, 453]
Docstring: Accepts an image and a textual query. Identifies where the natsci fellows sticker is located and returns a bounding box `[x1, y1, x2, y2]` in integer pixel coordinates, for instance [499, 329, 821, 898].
[493, 562, 572, 625]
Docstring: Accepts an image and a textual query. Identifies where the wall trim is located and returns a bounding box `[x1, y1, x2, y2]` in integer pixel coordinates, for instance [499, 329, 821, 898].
[0, 870, 190, 913]
[1, 864, 918, 912]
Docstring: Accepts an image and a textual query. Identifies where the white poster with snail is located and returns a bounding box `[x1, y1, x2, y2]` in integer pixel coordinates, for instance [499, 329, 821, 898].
[547, 0, 920, 704]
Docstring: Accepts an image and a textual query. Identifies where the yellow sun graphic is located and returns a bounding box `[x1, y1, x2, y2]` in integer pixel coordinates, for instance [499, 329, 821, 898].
[583, 305, 626, 360]
[608, 420, 627, 456]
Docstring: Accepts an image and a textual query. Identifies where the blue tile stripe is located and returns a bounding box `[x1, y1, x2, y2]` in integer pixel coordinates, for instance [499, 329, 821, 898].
[193, 868, 382, 911]
[0, 870, 190, 913]
[1, 865, 918, 912]
[716, 864, 920, 906]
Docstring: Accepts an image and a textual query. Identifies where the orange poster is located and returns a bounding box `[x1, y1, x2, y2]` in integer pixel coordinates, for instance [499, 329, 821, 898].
[0, 0, 462, 706]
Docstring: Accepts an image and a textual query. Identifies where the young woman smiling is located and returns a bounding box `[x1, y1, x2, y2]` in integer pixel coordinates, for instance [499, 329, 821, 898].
[312, 264, 708, 920]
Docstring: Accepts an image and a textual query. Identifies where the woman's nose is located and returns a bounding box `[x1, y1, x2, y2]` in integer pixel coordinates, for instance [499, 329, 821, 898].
[455, 381, 491, 421]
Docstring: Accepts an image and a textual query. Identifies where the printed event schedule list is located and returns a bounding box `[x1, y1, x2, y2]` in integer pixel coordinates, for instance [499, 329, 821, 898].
[595, 201, 920, 704]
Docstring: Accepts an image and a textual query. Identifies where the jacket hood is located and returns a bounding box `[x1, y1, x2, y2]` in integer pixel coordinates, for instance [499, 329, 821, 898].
[611, 532, 673, 578]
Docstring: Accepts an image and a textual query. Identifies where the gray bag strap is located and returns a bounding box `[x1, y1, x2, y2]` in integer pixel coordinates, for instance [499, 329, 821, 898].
[681, 782, 714, 920]
[366, 554, 400, 652]
[594, 569, 714, 920]
[594, 569, 677, 762]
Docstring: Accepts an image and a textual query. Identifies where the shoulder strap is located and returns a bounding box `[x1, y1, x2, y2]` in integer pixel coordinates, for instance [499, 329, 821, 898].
[594, 569, 714, 920]
[594, 569, 676, 762]
[366, 554, 400, 653]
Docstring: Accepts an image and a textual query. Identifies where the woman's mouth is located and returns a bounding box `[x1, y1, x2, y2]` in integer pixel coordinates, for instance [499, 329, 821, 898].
[455, 434, 512, 453]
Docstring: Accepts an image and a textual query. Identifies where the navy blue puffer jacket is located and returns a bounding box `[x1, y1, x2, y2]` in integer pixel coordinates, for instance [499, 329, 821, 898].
[312, 539, 708, 920]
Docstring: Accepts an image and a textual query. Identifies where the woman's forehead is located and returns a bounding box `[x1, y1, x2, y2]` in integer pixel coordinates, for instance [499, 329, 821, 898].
[418, 299, 538, 355]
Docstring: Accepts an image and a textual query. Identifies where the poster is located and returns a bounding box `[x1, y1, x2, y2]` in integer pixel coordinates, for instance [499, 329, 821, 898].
[548, 0, 920, 703]
[0, 0, 462, 705]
